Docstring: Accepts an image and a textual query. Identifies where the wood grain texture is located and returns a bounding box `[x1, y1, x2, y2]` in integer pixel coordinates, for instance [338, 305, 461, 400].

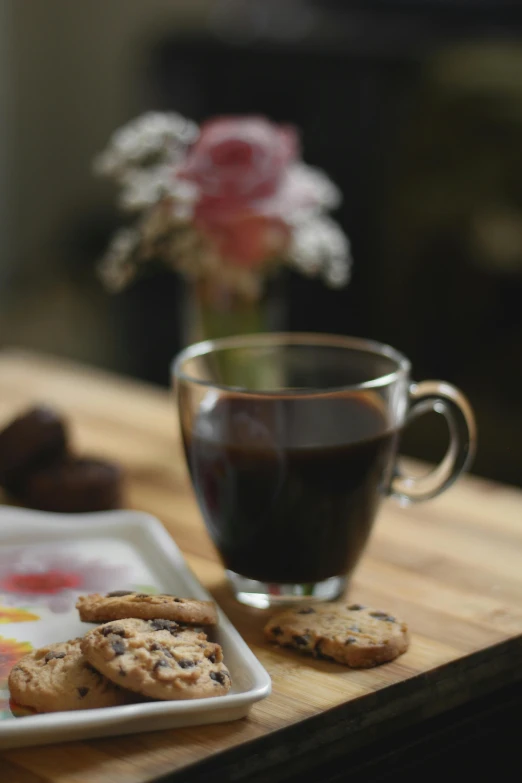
[0, 349, 521, 783]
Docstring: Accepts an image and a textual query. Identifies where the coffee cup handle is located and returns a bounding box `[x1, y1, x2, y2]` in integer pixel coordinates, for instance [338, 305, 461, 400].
[389, 380, 477, 504]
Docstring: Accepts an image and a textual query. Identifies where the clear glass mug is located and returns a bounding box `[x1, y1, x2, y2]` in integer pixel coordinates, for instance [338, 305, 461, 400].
[173, 334, 476, 608]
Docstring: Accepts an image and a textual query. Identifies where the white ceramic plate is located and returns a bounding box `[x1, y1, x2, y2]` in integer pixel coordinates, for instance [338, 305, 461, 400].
[0, 506, 271, 748]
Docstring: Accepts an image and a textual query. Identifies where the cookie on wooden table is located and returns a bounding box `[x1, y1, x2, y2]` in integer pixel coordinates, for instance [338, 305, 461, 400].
[76, 591, 218, 626]
[81, 618, 231, 700]
[8, 638, 133, 713]
[264, 603, 409, 668]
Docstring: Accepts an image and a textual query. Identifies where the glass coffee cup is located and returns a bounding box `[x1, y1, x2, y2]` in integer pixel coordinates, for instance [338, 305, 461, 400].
[173, 333, 476, 608]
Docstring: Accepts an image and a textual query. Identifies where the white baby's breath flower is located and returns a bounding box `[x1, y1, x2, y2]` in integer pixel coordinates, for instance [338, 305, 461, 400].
[289, 217, 352, 288]
[98, 227, 140, 292]
[94, 112, 199, 178]
[116, 165, 198, 215]
[286, 163, 342, 215]
[169, 177, 199, 221]
[118, 165, 173, 211]
[256, 162, 342, 223]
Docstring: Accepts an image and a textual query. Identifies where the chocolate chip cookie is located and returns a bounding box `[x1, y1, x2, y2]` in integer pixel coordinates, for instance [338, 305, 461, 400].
[81, 618, 231, 700]
[265, 603, 409, 668]
[76, 591, 218, 626]
[8, 638, 133, 713]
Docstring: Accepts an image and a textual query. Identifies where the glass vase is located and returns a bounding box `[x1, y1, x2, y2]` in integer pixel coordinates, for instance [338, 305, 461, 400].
[183, 276, 284, 347]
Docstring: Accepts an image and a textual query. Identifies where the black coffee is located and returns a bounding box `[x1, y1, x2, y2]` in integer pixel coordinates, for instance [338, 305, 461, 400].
[182, 394, 399, 584]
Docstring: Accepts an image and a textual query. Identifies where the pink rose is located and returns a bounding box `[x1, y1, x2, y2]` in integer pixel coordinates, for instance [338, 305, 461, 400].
[199, 211, 290, 268]
[176, 115, 341, 267]
[177, 116, 297, 265]
[177, 115, 299, 214]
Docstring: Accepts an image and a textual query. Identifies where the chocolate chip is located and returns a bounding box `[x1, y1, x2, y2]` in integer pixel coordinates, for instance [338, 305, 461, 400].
[297, 608, 315, 614]
[101, 625, 126, 637]
[150, 642, 173, 657]
[348, 604, 364, 611]
[44, 651, 66, 663]
[271, 626, 283, 637]
[118, 666, 126, 676]
[210, 671, 226, 685]
[208, 653, 216, 664]
[174, 598, 184, 603]
[84, 662, 100, 676]
[134, 594, 150, 598]
[106, 590, 133, 597]
[292, 634, 310, 647]
[370, 611, 395, 622]
[112, 639, 126, 656]
[314, 643, 335, 662]
[77, 687, 89, 699]
[178, 659, 195, 669]
[153, 659, 169, 671]
[150, 619, 179, 634]
[345, 637, 357, 645]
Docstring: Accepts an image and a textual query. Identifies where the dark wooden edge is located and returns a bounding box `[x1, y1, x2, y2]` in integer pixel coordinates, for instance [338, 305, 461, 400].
[153, 636, 522, 782]
[266, 679, 522, 783]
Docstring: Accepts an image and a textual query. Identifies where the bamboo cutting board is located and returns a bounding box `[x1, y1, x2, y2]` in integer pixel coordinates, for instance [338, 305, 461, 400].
[0, 349, 521, 783]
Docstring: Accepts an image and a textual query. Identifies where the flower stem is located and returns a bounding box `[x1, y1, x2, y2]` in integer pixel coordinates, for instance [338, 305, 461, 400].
[197, 299, 265, 342]
[192, 282, 283, 389]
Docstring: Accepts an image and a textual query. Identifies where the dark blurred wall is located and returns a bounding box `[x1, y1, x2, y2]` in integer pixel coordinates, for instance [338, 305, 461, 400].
[0, 0, 210, 369]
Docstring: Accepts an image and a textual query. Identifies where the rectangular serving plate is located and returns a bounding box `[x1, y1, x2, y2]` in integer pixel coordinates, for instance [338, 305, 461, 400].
[0, 506, 271, 748]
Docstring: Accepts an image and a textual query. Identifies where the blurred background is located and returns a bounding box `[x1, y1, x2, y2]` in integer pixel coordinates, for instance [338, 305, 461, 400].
[1, 0, 521, 485]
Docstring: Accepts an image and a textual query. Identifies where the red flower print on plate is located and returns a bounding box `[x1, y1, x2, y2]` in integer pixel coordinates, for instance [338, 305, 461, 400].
[0, 549, 130, 612]
[0, 636, 32, 687]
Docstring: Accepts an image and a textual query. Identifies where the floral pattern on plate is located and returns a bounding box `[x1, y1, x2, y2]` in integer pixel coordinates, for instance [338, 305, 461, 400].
[0, 606, 40, 624]
[0, 549, 129, 613]
[0, 637, 32, 687]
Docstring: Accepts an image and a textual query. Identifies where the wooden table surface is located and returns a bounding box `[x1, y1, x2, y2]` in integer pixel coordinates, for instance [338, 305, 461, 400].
[1, 349, 522, 783]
